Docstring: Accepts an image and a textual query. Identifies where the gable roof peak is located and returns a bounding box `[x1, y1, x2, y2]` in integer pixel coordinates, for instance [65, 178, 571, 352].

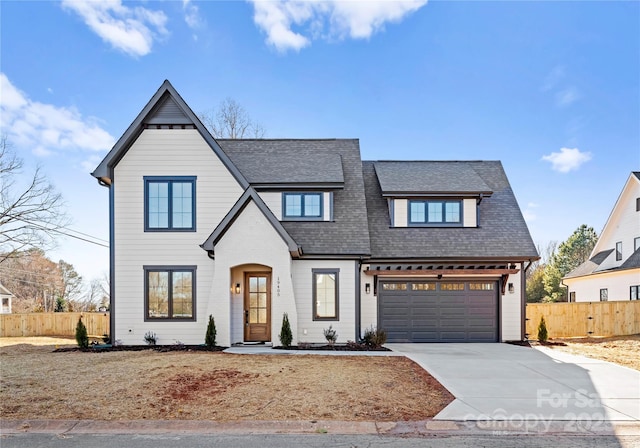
[91, 80, 249, 189]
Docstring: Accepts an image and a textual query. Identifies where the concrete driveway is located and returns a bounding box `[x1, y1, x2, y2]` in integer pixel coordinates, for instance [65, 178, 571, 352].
[386, 343, 640, 422]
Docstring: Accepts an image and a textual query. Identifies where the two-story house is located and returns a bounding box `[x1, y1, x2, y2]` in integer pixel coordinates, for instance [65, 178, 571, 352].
[564, 172, 640, 302]
[92, 80, 539, 346]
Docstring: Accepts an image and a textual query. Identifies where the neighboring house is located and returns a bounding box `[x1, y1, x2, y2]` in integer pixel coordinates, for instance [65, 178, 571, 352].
[564, 172, 640, 302]
[91, 80, 539, 346]
[0, 282, 13, 314]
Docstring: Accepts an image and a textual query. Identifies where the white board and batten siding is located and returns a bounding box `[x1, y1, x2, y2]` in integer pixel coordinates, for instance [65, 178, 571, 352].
[113, 129, 243, 345]
[292, 260, 357, 344]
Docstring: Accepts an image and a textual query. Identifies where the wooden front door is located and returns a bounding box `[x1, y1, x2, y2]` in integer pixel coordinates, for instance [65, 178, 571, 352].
[244, 273, 271, 342]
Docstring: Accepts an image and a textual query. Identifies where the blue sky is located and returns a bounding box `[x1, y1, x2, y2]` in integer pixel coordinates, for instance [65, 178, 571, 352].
[1, 0, 639, 284]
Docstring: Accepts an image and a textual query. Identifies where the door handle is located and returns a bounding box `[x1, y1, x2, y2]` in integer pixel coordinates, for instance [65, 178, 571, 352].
[245, 310, 249, 326]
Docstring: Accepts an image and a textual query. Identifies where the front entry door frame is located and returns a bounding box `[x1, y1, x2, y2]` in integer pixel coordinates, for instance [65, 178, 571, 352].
[243, 272, 271, 342]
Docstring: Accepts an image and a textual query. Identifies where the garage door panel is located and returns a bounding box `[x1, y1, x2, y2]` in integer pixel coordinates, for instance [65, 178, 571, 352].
[379, 280, 498, 343]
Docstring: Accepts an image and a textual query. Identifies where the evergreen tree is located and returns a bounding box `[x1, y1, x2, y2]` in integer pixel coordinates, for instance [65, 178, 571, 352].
[75, 317, 89, 348]
[543, 225, 598, 302]
[205, 315, 217, 348]
[279, 313, 293, 348]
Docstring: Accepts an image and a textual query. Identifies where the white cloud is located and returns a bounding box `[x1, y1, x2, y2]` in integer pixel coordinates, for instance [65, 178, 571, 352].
[541, 147, 592, 173]
[555, 87, 580, 107]
[250, 0, 427, 52]
[0, 73, 115, 159]
[61, 0, 168, 57]
[541, 65, 565, 92]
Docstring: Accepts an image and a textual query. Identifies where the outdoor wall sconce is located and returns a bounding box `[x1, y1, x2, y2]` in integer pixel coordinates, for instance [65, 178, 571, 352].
[365, 283, 371, 294]
[508, 283, 514, 294]
[234, 283, 241, 294]
[437, 274, 443, 280]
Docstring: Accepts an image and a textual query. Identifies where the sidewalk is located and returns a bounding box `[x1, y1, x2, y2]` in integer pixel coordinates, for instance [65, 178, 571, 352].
[2, 418, 639, 437]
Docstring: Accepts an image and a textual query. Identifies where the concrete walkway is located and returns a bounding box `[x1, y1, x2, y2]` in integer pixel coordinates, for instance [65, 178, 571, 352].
[386, 343, 640, 423]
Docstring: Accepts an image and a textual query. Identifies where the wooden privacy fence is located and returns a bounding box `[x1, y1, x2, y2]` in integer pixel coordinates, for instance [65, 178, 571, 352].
[526, 301, 640, 339]
[0, 312, 110, 338]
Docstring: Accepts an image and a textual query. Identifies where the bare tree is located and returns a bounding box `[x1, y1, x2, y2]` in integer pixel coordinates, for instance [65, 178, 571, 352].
[199, 98, 266, 139]
[0, 137, 68, 262]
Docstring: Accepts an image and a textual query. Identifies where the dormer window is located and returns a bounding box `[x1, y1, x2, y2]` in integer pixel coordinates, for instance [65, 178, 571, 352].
[283, 193, 323, 219]
[409, 200, 462, 226]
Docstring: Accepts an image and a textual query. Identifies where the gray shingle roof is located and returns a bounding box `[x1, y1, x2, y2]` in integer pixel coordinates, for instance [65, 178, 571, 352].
[564, 249, 614, 279]
[219, 139, 371, 256]
[363, 160, 539, 260]
[620, 247, 640, 269]
[373, 161, 493, 195]
[218, 140, 344, 185]
[564, 246, 640, 279]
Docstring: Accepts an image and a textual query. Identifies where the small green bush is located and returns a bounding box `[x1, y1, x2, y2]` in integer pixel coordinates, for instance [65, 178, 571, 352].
[144, 331, 157, 345]
[537, 316, 548, 343]
[205, 315, 217, 348]
[362, 325, 387, 348]
[323, 325, 337, 346]
[279, 313, 293, 348]
[75, 317, 89, 349]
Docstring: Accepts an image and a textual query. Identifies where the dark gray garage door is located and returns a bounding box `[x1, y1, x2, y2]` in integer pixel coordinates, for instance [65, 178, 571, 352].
[378, 280, 498, 342]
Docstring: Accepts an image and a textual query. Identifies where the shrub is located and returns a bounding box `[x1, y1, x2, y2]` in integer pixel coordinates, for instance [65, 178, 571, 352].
[75, 317, 89, 349]
[144, 331, 157, 345]
[362, 325, 387, 348]
[537, 316, 548, 343]
[323, 325, 337, 346]
[279, 313, 293, 348]
[205, 315, 217, 348]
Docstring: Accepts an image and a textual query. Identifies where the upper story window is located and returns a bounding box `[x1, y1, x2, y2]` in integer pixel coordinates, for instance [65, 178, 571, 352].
[408, 200, 461, 226]
[144, 176, 196, 231]
[616, 242, 622, 261]
[635, 237, 640, 252]
[283, 193, 322, 220]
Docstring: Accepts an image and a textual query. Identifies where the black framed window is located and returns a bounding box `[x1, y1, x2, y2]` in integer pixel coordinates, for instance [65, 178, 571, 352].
[408, 200, 461, 226]
[631, 286, 639, 301]
[144, 266, 196, 320]
[616, 242, 622, 261]
[312, 269, 339, 320]
[600, 288, 608, 302]
[144, 176, 196, 231]
[283, 193, 322, 219]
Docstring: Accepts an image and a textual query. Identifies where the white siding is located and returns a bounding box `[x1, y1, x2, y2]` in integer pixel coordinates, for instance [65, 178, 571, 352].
[113, 129, 243, 345]
[463, 198, 477, 227]
[568, 175, 640, 301]
[324, 192, 332, 221]
[592, 177, 640, 271]
[501, 263, 524, 341]
[292, 259, 357, 344]
[359, 264, 377, 337]
[212, 201, 297, 347]
[258, 192, 282, 219]
[394, 199, 408, 227]
[566, 270, 639, 302]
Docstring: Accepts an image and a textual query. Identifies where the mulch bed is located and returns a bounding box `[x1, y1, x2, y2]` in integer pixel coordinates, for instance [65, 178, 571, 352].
[53, 344, 227, 353]
[273, 343, 390, 351]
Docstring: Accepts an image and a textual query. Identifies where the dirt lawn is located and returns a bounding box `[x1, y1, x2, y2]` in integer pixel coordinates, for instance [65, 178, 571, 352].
[0, 337, 453, 421]
[545, 334, 640, 371]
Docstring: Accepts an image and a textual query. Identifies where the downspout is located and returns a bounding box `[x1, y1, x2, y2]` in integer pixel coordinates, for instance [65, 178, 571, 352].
[96, 176, 115, 344]
[109, 182, 115, 344]
[522, 259, 534, 341]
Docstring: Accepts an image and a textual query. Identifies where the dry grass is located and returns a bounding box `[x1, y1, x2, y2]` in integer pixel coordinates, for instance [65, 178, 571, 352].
[547, 334, 640, 371]
[0, 337, 452, 422]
